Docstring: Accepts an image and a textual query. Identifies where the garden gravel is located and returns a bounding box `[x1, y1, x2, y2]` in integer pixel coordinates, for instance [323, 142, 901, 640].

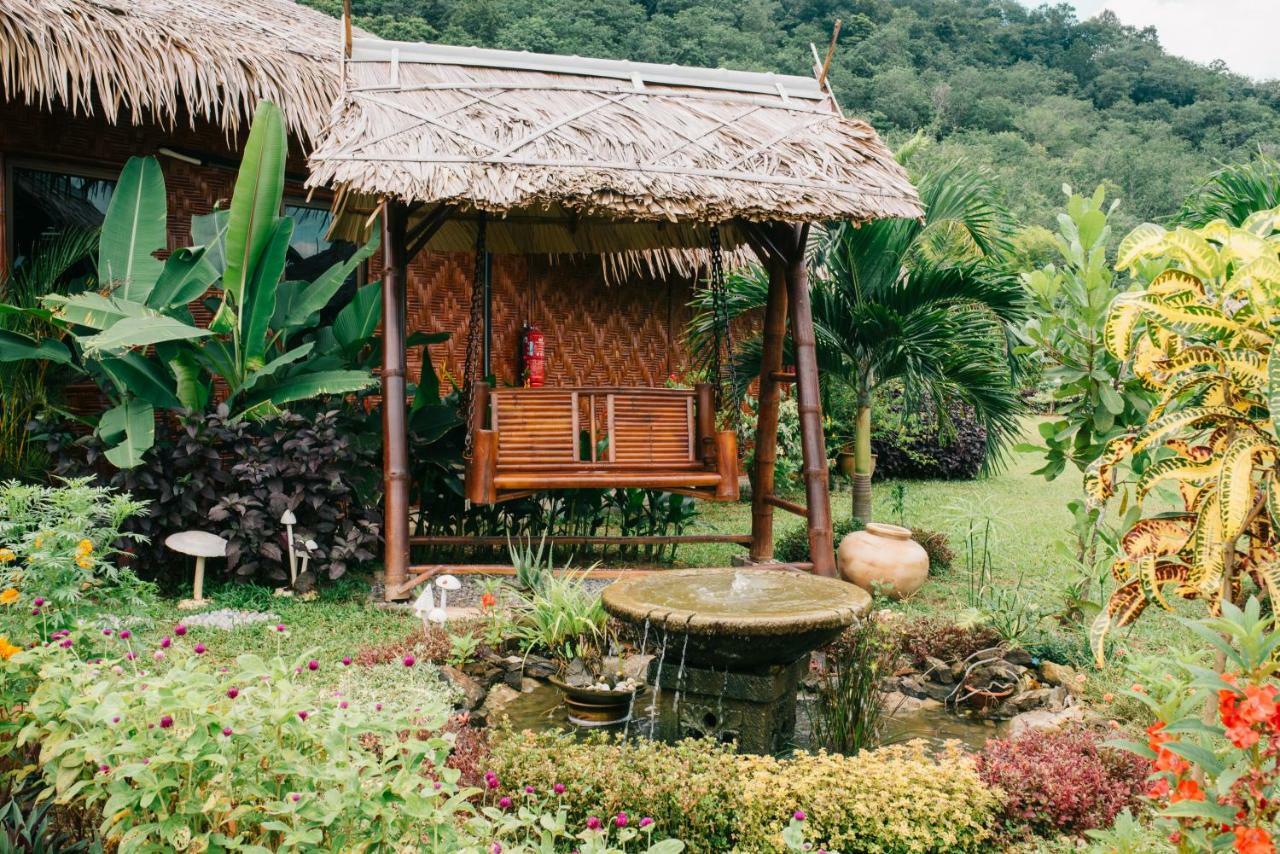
[177, 609, 280, 631]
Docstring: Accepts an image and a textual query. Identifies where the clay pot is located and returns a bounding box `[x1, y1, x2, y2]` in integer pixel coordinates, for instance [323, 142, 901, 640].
[837, 522, 928, 600]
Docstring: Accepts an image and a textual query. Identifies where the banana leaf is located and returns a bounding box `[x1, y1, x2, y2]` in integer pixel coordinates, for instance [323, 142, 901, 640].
[80, 315, 211, 354]
[333, 281, 383, 351]
[45, 293, 154, 330]
[241, 216, 293, 369]
[147, 247, 218, 310]
[222, 101, 286, 310]
[243, 369, 375, 409]
[99, 353, 181, 409]
[98, 156, 166, 303]
[0, 330, 72, 364]
[279, 229, 381, 330]
[99, 398, 155, 468]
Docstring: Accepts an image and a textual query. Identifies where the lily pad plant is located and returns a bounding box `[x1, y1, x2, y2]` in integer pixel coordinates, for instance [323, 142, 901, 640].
[0, 100, 381, 467]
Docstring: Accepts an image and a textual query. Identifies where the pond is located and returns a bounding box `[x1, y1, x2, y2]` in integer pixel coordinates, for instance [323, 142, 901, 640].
[497, 683, 1007, 753]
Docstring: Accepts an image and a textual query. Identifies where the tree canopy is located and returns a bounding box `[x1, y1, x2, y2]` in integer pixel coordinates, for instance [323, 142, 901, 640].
[303, 0, 1280, 235]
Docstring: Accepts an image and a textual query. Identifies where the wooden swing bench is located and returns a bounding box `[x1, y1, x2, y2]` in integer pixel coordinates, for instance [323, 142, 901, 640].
[463, 381, 739, 505]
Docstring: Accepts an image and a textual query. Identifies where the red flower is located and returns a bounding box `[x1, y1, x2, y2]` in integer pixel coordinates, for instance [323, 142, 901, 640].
[480, 592, 497, 609]
[1155, 748, 1190, 776]
[1240, 684, 1278, 725]
[1147, 777, 1171, 798]
[1171, 778, 1205, 803]
[1235, 826, 1275, 854]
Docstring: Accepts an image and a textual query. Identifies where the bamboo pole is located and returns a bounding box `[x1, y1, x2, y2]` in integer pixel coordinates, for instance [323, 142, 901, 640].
[784, 223, 836, 577]
[750, 249, 790, 562]
[381, 201, 410, 600]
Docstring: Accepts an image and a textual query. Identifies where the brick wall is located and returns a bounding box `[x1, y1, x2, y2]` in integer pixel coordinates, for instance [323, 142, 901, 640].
[1, 99, 698, 397]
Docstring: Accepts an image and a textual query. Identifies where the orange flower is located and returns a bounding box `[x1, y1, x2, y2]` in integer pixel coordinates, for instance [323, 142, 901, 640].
[76, 539, 93, 557]
[1170, 778, 1205, 803]
[76, 556, 92, 570]
[0, 636, 19, 660]
[480, 592, 497, 609]
[0, 548, 14, 563]
[0, 588, 18, 606]
[1235, 826, 1275, 854]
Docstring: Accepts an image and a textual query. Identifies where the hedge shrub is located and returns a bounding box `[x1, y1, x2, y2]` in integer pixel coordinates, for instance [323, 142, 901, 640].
[871, 398, 987, 480]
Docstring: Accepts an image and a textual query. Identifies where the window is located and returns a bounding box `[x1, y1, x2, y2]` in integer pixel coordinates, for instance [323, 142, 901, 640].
[285, 203, 358, 282]
[8, 165, 116, 277]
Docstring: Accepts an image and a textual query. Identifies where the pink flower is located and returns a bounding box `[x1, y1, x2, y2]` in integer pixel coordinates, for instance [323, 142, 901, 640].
[194, 643, 206, 655]
[793, 810, 806, 822]
[160, 715, 173, 729]
[227, 687, 239, 699]
[615, 812, 628, 828]
[276, 624, 286, 633]
[403, 654, 416, 667]
[111, 716, 120, 723]
[490, 844, 502, 854]
[499, 796, 512, 810]
[339, 701, 349, 709]
[307, 659, 319, 671]
[640, 817, 654, 828]
[290, 792, 301, 803]
[33, 597, 44, 606]
[174, 624, 187, 636]
[375, 703, 383, 711]
[342, 656, 352, 666]
[59, 639, 72, 648]
[524, 785, 535, 794]
[118, 629, 131, 639]
[98, 764, 109, 774]
[153, 651, 165, 661]
[297, 710, 309, 721]
[160, 636, 171, 648]
[222, 727, 232, 736]
[125, 652, 137, 660]
[586, 816, 602, 831]
[554, 783, 565, 794]
[102, 629, 113, 636]
[487, 776, 500, 790]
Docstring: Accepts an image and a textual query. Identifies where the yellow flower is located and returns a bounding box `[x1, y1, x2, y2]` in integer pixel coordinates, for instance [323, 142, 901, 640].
[0, 636, 19, 660]
[0, 548, 14, 563]
[76, 556, 93, 570]
[0, 588, 18, 606]
[76, 539, 93, 556]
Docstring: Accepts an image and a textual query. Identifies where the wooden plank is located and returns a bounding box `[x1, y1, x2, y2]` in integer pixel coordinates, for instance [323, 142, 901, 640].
[570, 391, 580, 461]
[607, 394, 616, 463]
[407, 564, 733, 580]
[411, 533, 752, 546]
[765, 494, 808, 518]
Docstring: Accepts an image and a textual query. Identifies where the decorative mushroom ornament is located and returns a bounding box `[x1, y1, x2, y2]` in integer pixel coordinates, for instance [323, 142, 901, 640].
[280, 510, 298, 583]
[412, 586, 436, 630]
[165, 531, 228, 610]
[432, 575, 461, 624]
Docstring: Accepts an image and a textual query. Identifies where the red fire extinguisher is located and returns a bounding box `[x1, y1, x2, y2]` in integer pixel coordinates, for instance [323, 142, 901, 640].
[521, 323, 545, 388]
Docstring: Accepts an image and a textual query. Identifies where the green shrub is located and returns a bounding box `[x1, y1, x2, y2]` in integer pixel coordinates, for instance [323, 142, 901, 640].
[912, 527, 954, 573]
[489, 733, 1002, 853]
[775, 516, 863, 565]
[0, 479, 152, 632]
[3, 628, 475, 851]
[489, 731, 741, 852]
[737, 743, 1002, 853]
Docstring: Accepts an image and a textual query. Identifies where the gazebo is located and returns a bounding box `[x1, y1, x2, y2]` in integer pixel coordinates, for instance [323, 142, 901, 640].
[307, 29, 922, 600]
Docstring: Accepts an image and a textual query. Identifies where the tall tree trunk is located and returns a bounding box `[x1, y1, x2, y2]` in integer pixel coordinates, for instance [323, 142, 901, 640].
[852, 390, 873, 524]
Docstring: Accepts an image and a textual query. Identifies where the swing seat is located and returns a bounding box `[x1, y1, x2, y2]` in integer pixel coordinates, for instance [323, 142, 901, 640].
[464, 383, 739, 505]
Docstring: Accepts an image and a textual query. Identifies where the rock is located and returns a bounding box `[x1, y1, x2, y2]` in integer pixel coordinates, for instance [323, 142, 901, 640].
[503, 666, 525, 690]
[948, 661, 967, 682]
[564, 658, 593, 688]
[897, 675, 929, 700]
[923, 680, 956, 702]
[520, 677, 540, 693]
[923, 656, 955, 684]
[883, 690, 944, 714]
[603, 654, 652, 682]
[479, 684, 521, 720]
[1008, 687, 1057, 713]
[441, 665, 486, 710]
[523, 654, 559, 679]
[1040, 661, 1083, 695]
[1005, 648, 1034, 667]
[1009, 705, 1087, 736]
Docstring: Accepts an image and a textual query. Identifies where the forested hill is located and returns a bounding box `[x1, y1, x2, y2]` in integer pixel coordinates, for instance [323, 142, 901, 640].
[304, 0, 1280, 233]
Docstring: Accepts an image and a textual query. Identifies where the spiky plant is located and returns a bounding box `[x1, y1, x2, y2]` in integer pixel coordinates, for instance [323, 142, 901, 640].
[1086, 207, 1280, 664]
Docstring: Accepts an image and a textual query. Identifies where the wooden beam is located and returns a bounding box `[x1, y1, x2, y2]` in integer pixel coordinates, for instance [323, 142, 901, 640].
[404, 203, 451, 261]
[382, 200, 411, 600]
[764, 494, 808, 518]
[409, 534, 752, 547]
[769, 371, 797, 384]
[749, 249, 789, 562]
[784, 223, 837, 578]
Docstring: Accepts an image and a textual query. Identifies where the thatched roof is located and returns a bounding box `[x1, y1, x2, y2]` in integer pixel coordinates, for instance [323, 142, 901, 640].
[309, 39, 922, 255]
[0, 0, 346, 139]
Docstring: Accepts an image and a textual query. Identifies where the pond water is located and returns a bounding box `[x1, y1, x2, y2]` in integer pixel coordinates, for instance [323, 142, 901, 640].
[498, 683, 1008, 753]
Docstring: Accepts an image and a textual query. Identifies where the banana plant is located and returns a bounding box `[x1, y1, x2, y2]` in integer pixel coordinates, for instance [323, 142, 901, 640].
[1084, 207, 1280, 665]
[4, 101, 381, 467]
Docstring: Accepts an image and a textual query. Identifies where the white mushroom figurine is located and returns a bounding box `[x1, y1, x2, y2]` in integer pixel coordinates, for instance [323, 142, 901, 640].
[164, 531, 227, 610]
[431, 574, 461, 624]
[412, 586, 436, 629]
[280, 510, 298, 583]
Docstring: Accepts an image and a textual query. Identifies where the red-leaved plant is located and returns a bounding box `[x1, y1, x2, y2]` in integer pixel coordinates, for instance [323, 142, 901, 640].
[976, 724, 1149, 836]
[1118, 599, 1280, 854]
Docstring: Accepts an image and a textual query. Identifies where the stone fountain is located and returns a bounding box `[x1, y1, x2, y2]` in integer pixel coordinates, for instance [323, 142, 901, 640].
[602, 567, 870, 754]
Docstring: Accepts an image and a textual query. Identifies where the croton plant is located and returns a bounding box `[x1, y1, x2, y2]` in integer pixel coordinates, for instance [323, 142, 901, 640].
[1086, 207, 1280, 664]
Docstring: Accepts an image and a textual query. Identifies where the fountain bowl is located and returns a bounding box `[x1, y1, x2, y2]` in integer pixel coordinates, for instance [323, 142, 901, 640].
[602, 567, 871, 670]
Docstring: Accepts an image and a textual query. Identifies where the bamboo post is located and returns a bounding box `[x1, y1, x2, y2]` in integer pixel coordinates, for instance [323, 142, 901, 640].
[382, 201, 410, 600]
[695, 382, 715, 465]
[750, 251, 790, 562]
[715, 430, 739, 500]
[784, 224, 836, 577]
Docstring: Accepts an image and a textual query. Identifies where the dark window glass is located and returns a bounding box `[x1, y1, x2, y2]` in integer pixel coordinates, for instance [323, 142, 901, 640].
[10, 166, 115, 278]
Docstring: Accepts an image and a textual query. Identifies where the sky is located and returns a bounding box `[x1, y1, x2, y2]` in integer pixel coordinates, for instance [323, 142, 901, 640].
[1024, 0, 1280, 82]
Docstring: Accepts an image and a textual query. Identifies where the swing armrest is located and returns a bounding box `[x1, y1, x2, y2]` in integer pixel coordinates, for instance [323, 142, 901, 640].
[464, 429, 499, 504]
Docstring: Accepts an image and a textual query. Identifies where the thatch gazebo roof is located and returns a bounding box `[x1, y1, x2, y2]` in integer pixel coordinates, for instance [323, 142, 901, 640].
[309, 39, 923, 257]
[0, 0, 346, 139]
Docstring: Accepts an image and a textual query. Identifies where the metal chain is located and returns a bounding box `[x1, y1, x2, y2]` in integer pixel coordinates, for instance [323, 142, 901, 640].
[708, 223, 741, 429]
[461, 212, 487, 461]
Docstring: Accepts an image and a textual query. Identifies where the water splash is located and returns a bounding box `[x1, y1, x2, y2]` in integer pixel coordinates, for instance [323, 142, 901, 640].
[647, 628, 669, 739]
[670, 623, 691, 728]
[623, 617, 651, 739]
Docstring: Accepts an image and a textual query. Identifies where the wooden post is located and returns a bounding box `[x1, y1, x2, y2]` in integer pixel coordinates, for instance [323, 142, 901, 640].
[382, 200, 410, 601]
[715, 430, 740, 500]
[750, 252, 789, 562]
[784, 224, 836, 578]
[695, 382, 715, 465]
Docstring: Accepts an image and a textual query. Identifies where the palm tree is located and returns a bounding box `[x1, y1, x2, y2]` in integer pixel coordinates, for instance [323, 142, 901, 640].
[690, 164, 1025, 523]
[1175, 154, 1280, 228]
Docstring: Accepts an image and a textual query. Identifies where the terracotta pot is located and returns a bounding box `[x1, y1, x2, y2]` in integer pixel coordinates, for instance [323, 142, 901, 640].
[837, 522, 928, 600]
[836, 450, 855, 478]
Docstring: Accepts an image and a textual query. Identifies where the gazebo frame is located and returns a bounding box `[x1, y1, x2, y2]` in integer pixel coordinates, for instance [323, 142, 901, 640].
[307, 29, 922, 601]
